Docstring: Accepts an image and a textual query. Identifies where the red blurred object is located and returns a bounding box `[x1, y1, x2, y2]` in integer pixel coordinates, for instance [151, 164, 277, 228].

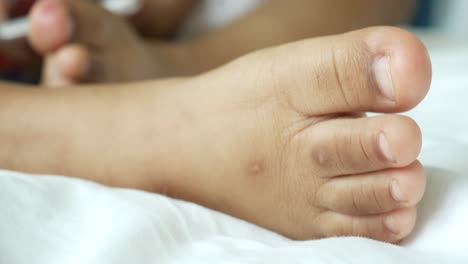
[0, 55, 15, 70]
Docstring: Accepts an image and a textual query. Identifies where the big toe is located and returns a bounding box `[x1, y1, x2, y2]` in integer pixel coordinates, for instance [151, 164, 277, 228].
[240, 26, 432, 115]
[28, 0, 74, 54]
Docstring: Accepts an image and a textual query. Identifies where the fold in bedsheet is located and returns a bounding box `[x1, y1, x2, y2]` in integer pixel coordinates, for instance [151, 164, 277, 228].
[1, 35, 468, 264]
[0, 168, 460, 264]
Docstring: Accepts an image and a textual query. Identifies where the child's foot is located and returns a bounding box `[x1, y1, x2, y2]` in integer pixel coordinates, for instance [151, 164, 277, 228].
[1, 27, 431, 242]
[159, 27, 430, 242]
[28, 0, 184, 87]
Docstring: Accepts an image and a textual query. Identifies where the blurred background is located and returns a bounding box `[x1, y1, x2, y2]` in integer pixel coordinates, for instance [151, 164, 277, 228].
[429, 0, 468, 35]
[0, 0, 466, 83]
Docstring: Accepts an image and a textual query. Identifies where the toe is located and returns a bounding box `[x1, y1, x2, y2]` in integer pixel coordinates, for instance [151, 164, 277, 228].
[365, 27, 432, 112]
[29, 0, 74, 54]
[306, 114, 421, 176]
[316, 207, 417, 243]
[42, 55, 73, 87]
[315, 161, 426, 215]
[55, 44, 91, 83]
[42, 44, 92, 87]
[247, 26, 431, 115]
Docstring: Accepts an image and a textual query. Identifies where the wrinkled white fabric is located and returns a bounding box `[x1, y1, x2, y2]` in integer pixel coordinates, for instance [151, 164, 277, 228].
[1, 35, 468, 264]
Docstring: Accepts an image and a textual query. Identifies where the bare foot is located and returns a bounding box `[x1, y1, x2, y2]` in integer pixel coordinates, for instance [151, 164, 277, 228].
[0, 27, 431, 242]
[27, 0, 188, 87]
[157, 27, 431, 242]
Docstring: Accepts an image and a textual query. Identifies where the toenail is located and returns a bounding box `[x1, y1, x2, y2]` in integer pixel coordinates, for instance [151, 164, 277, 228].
[384, 215, 400, 235]
[390, 179, 406, 202]
[374, 56, 395, 103]
[378, 133, 394, 162]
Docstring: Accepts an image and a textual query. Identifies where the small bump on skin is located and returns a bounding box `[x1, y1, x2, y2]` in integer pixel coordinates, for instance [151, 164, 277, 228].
[312, 148, 329, 167]
[317, 152, 327, 165]
[246, 160, 265, 178]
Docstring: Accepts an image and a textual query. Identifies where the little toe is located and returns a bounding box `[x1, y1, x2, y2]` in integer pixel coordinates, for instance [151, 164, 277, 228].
[315, 161, 426, 215]
[306, 114, 421, 177]
[56, 44, 91, 84]
[42, 44, 91, 87]
[316, 207, 417, 243]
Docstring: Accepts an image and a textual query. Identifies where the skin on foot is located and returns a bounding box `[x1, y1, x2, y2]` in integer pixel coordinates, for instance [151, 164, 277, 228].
[0, 27, 431, 242]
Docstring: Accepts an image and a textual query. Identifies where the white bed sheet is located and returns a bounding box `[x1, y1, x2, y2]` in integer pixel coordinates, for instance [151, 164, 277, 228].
[1, 37, 468, 264]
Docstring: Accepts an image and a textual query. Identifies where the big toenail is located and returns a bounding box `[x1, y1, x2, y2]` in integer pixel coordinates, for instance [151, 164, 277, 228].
[378, 133, 394, 162]
[374, 56, 395, 103]
[391, 179, 406, 202]
[384, 215, 400, 235]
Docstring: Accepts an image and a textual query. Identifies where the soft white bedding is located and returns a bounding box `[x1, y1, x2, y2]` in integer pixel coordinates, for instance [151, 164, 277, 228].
[1, 37, 468, 264]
